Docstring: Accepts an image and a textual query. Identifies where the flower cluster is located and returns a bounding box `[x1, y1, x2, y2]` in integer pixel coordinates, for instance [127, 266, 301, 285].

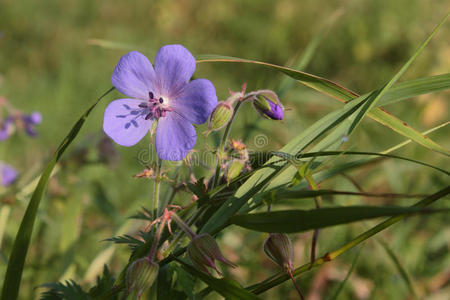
[0, 97, 42, 141]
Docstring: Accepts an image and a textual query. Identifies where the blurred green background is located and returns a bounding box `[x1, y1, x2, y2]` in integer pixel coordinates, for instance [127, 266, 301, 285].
[0, 0, 449, 299]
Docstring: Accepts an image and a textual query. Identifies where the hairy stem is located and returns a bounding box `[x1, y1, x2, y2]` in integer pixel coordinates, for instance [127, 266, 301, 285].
[212, 100, 243, 188]
[153, 158, 162, 218]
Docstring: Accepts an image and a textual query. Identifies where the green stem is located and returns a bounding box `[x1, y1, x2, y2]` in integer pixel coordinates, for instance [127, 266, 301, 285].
[148, 218, 166, 261]
[170, 213, 197, 240]
[212, 101, 243, 188]
[248, 186, 450, 294]
[153, 158, 162, 218]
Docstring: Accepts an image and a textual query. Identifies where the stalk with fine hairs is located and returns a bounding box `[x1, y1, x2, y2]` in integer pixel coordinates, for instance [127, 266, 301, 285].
[153, 158, 162, 218]
[212, 100, 243, 188]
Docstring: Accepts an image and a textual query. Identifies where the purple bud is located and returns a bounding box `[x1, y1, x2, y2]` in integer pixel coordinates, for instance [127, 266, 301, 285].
[1, 162, 18, 186]
[187, 233, 236, 276]
[251, 90, 284, 120]
[263, 98, 284, 120]
[263, 233, 294, 271]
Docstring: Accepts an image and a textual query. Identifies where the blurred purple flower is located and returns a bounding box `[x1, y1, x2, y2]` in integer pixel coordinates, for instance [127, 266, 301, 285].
[0, 162, 18, 186]
[103, 45, 217, 161]
[22, 111, 42, 137]
[0, 117, 14, 141]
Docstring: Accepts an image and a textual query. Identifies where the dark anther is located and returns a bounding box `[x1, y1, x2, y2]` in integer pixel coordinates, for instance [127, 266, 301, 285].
[145, 113, 153, 120]
[149, 92, 154, 99]
[139, 103, 148, 108]
[159, 97, 164, 104]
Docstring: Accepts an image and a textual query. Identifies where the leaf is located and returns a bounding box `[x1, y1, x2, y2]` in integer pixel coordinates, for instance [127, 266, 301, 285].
[1, 87, 114, 300]
[230, 206, 450, 233]
[346, 13, 449, 135]
[176, 259, 263, 300]
[377, 239, 418, 299]
[39, 280, 91, 300]
[247, 186, 450, 294]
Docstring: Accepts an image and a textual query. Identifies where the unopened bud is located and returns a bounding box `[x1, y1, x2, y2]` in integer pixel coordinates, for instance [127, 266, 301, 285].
[207, 101, 234, 132]
[252, 90, 284, 120]
[226, 160, 244, 185]
[187, 233, 236, 276]
[263, 233, 294, 271]
[126, 257, 159, 298]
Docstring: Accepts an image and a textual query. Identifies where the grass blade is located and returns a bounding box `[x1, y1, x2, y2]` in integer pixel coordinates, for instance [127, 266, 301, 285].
[175, 258, 262, 300]
[328, 247, 362, 300]
[0, 87, 114, 300]
[230, 206, 450, 233]
[247, 186, 450, 294]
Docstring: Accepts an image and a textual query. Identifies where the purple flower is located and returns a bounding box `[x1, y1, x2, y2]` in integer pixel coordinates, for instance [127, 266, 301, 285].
[0, 162, 18, 186]
[103, 45, 217, 161]
[22, 111, 42, 137]
[0, 117, 14, 141]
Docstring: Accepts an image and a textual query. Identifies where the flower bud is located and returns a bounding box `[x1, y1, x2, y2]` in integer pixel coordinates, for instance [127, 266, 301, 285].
[187, 233, 236, 276]
[263, 233, 294, 271]
[126, 257, 159, 298]
[251, 90, 284, 120]
[226, 160, 244, 185]
[207, 101, 234, 132]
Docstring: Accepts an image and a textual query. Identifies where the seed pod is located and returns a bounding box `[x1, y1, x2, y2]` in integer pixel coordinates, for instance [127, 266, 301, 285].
[251, 90, 284, 120]
[263, 233, 294, 271]
[126, 257, 159, 299]
[187, 233, 236, 276]
[207, 101, 234, 132]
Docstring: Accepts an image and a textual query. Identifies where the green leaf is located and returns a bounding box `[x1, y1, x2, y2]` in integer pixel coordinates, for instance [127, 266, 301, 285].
[1, 88, 114, 300]
[247, 186, 450, 294]
[377, 239, 418, 299]
[231, 206, 450, 233]
[176, 259, 262, 300]
[197, 18, 450, 156]
[346, 13, 449, 135]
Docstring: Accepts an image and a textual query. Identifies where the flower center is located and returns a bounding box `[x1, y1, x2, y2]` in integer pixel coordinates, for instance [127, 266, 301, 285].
[139, 91, 173, 120]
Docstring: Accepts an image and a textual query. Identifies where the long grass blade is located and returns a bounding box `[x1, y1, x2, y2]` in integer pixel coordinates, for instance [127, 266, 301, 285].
[0, 87, 114, 300]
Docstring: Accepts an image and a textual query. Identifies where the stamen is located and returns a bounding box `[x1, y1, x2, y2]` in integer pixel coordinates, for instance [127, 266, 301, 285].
[139, 103, 148, 108]
[149, 91, 154, 99]
[145, 113, 153, 120]
[159, 97, 164, 104]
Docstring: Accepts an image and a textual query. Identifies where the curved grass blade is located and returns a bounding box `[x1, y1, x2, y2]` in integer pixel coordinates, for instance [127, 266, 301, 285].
[272, 151, 449, 176]
[1, 87, 114, 300]
[230, 206, 450, 233]
[377, 238, 418, 299]
[247, 186, 450, 294]
[175, 258, 262, 300]
[346, 13, 449, 135]
[328, 247, 362, 300]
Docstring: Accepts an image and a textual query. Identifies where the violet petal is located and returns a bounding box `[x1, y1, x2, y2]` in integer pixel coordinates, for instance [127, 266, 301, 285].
[154, 45, 196, 97]
[172, 79, 217, 124]
[112, 51, 157, 99]
[103, 99, 152, 146]
[155, 113, 196, 161]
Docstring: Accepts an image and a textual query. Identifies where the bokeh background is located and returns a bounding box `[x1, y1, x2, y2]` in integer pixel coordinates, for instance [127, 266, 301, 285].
[0, 0, 449, 299]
